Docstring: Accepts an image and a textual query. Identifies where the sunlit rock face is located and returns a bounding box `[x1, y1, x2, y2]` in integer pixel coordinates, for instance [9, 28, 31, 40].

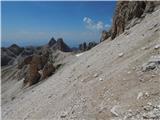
[111, 1, 160, 39]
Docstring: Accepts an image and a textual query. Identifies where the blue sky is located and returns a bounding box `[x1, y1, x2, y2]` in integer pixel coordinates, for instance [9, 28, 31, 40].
[2, 1, 116, 47]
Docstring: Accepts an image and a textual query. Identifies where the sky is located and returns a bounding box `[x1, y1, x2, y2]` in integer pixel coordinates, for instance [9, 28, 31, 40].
[1, 1, 116, 48]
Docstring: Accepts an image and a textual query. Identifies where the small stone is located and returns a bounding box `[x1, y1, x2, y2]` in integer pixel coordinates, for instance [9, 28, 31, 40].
[137, 92, 143, 100]
[139, 78, 145, 82]
[127, 71, 131, 74]
[128, 109, 133, 113]
[151, 74, 156, 78]
[60, 111, 67, 118]
[132, 67, 136, 70]
[94, 73, 98, 78]
[157, 105, 160, 109]
[147, 102, 152, 106]
[87, 65, 90, 68]
[11, 96, 15, 101]
[98, 107, 104, 113]
[154, 44, 160, 49]
[99, 78, 103, 81]
[81, 79, 84, 82]
[81, 97, 86, 102]
[48, 95, 52, 98]
[144, 105, 154, 111]
[118, 53, 124, 57]
[144, 92, 149, 97]
[71, 110, 75, 114]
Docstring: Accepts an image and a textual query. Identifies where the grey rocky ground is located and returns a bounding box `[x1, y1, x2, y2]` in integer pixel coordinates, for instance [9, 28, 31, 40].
[1, 5, 160, 120]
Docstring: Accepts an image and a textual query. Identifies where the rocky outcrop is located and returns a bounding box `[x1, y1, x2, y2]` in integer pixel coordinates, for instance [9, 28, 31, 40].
[79, 42, 87, 51]
[1, 56, 12, 66]
[111, 1, 160, 39]
[87, 42, 97, 50]
[142, 55, 160, 72]
[27, 63, 41, 86]
[18, 55, 33, 69]
[17, 65, 29, 81]
[100, 30, 111, 42]
[1, 44, 24, 66]
[18, 50, 55, 86]
[8, 44, 24, 56]
[1, 48, 14, 66]
[21, 46, 35, 56]
[1, 37, 71, 86]
[42, 63, 55, 79]
[31, 55, 44, 70]
[79, 41, 97, 51]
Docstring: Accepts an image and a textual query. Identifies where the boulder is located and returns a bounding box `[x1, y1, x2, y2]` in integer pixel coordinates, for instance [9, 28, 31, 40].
[23, 63, 41, 86]
[42, 63, 55, 79]
[31, 55, 43, 70]
[19, 50, 51, 86]
[142, 55, 160, 72]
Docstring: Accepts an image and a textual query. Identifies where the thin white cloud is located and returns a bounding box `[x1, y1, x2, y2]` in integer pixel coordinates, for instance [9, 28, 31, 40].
[83, 17, 110, 31]
[105, 24, 111, 28]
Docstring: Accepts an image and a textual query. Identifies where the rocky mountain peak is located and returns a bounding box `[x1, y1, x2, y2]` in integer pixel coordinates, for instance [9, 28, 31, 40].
[8, 44, 24, 55]
[48, 37, 56, 47]
[55, 38, 72, 52]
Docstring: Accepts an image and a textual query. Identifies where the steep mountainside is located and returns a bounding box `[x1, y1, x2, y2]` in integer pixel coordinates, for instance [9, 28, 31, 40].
[100, 1, 160, 42]
[111, 1, 160, 39]
[2, 3, 160, 120]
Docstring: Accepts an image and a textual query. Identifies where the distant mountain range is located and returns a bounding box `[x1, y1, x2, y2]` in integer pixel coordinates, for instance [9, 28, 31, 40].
[1, 37, 72, 66]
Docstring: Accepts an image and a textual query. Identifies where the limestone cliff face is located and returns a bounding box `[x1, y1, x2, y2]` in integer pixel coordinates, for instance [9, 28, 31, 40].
[111, 1, 160, 39]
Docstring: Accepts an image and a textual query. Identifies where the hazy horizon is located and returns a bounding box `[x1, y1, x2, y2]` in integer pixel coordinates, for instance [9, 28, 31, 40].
[2, 1, 116, 48]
